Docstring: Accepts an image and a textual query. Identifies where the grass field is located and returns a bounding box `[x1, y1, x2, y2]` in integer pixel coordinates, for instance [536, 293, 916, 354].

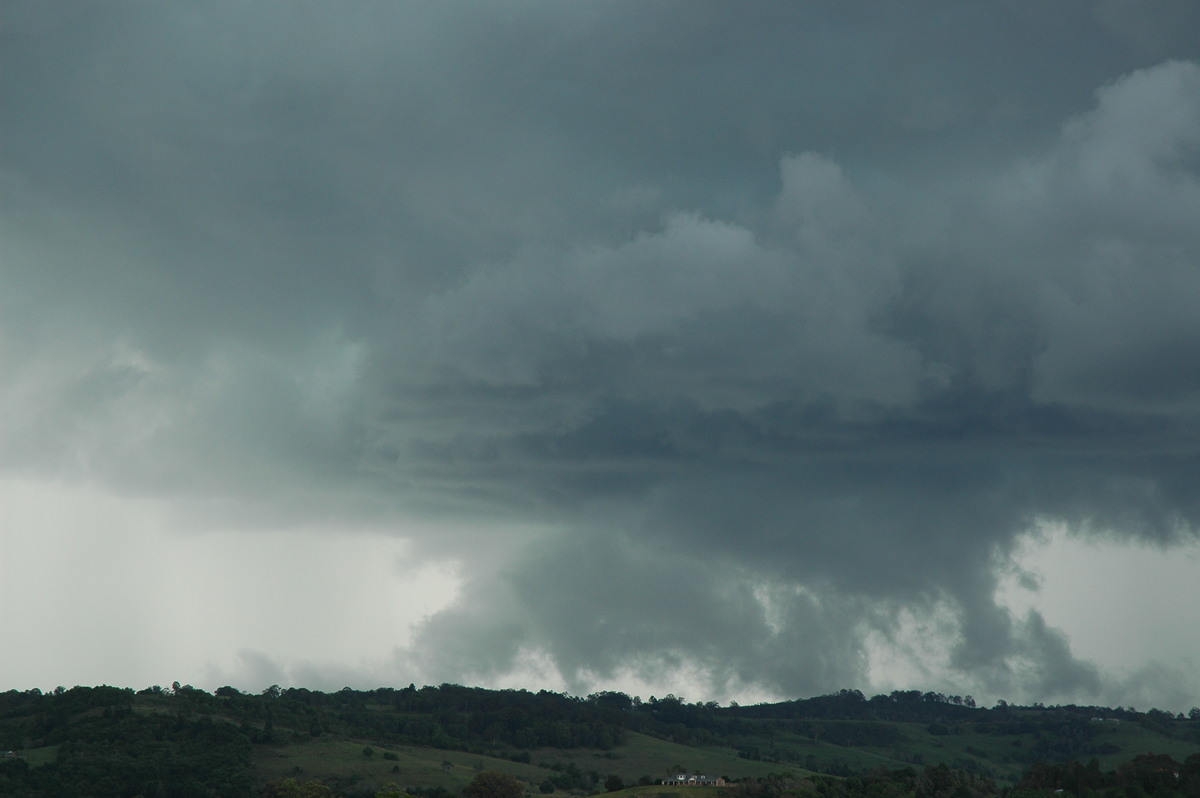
[16, 745, 59, 767]
[230, 699, 1200, 795]
[251, 732, 785, 795]
[246, 717, 1200, 794]
[1091, 722, 1200, 770]
[609, 786, 734, 798]
[253, 739, 554, 794]
[529, 732, 801, 783]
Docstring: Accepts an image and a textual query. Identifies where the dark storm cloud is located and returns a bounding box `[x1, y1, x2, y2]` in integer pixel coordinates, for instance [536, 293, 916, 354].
[5, 2, 1200, 701]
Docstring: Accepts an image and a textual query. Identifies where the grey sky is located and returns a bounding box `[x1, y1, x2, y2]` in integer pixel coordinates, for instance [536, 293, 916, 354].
[4, 1, 1200, 710]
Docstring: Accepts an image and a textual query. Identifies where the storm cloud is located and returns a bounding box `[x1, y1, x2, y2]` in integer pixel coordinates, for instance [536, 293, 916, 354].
[4, 2, 1200, 707]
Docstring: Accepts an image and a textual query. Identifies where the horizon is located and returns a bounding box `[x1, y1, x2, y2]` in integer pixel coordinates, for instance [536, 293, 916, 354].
[6, 682, 1193, 716]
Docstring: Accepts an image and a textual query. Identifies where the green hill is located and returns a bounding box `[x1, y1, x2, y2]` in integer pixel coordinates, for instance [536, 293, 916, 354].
[1, 684, 1198, 797]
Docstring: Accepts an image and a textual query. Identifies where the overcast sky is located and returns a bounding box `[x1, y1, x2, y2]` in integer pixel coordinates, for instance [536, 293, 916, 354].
[4, 1, 1200, 712]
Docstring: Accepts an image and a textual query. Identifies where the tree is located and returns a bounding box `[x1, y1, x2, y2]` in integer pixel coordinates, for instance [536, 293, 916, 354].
[605, 774, 625, 792]
[464, 771, 524, 798]
[263, 777, 336, 798]
[377, 784, 415, 798]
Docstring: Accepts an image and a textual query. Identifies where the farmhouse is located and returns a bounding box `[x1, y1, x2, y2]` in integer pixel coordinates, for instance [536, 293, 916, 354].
[662, 774, 726, 787]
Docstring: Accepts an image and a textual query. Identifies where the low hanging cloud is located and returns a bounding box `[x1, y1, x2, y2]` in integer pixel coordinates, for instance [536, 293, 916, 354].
[4, 4, 1200, 705]
[393, 61, 1200, 702]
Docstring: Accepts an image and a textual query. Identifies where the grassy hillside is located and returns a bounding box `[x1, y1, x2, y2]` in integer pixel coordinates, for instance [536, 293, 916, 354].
[241, 715, 1200, 793]
[531, 732, 791, 782]
[253, 740, 546, 795]
[1, 685, 1198, 797]
[247, 730, 796, 796]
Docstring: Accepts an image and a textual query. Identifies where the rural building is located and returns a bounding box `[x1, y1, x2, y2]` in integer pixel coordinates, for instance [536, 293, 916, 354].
[661, 774, 726, 786]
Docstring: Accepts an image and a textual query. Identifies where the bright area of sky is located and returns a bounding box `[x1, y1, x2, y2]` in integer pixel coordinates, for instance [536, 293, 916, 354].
[4, 2, 1200, 713]
[6, 477, 1200, 710]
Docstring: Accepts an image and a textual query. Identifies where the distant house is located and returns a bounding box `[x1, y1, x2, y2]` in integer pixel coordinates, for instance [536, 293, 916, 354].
[661, 774, 726, 787]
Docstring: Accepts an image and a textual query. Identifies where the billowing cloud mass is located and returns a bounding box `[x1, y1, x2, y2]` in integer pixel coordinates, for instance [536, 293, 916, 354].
[4, 2, 1200, 709]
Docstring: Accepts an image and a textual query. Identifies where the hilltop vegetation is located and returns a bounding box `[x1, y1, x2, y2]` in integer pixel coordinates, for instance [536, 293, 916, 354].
[1, 684, 1199, 797]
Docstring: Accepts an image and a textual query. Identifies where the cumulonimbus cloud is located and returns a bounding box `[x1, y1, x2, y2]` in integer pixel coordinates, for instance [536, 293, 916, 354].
[4, 2, 1200, 705]
[394, 61, 1200, 702]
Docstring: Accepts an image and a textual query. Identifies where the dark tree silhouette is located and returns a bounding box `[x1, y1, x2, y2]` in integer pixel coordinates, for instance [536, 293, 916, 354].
[463, 771, 524, 798]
